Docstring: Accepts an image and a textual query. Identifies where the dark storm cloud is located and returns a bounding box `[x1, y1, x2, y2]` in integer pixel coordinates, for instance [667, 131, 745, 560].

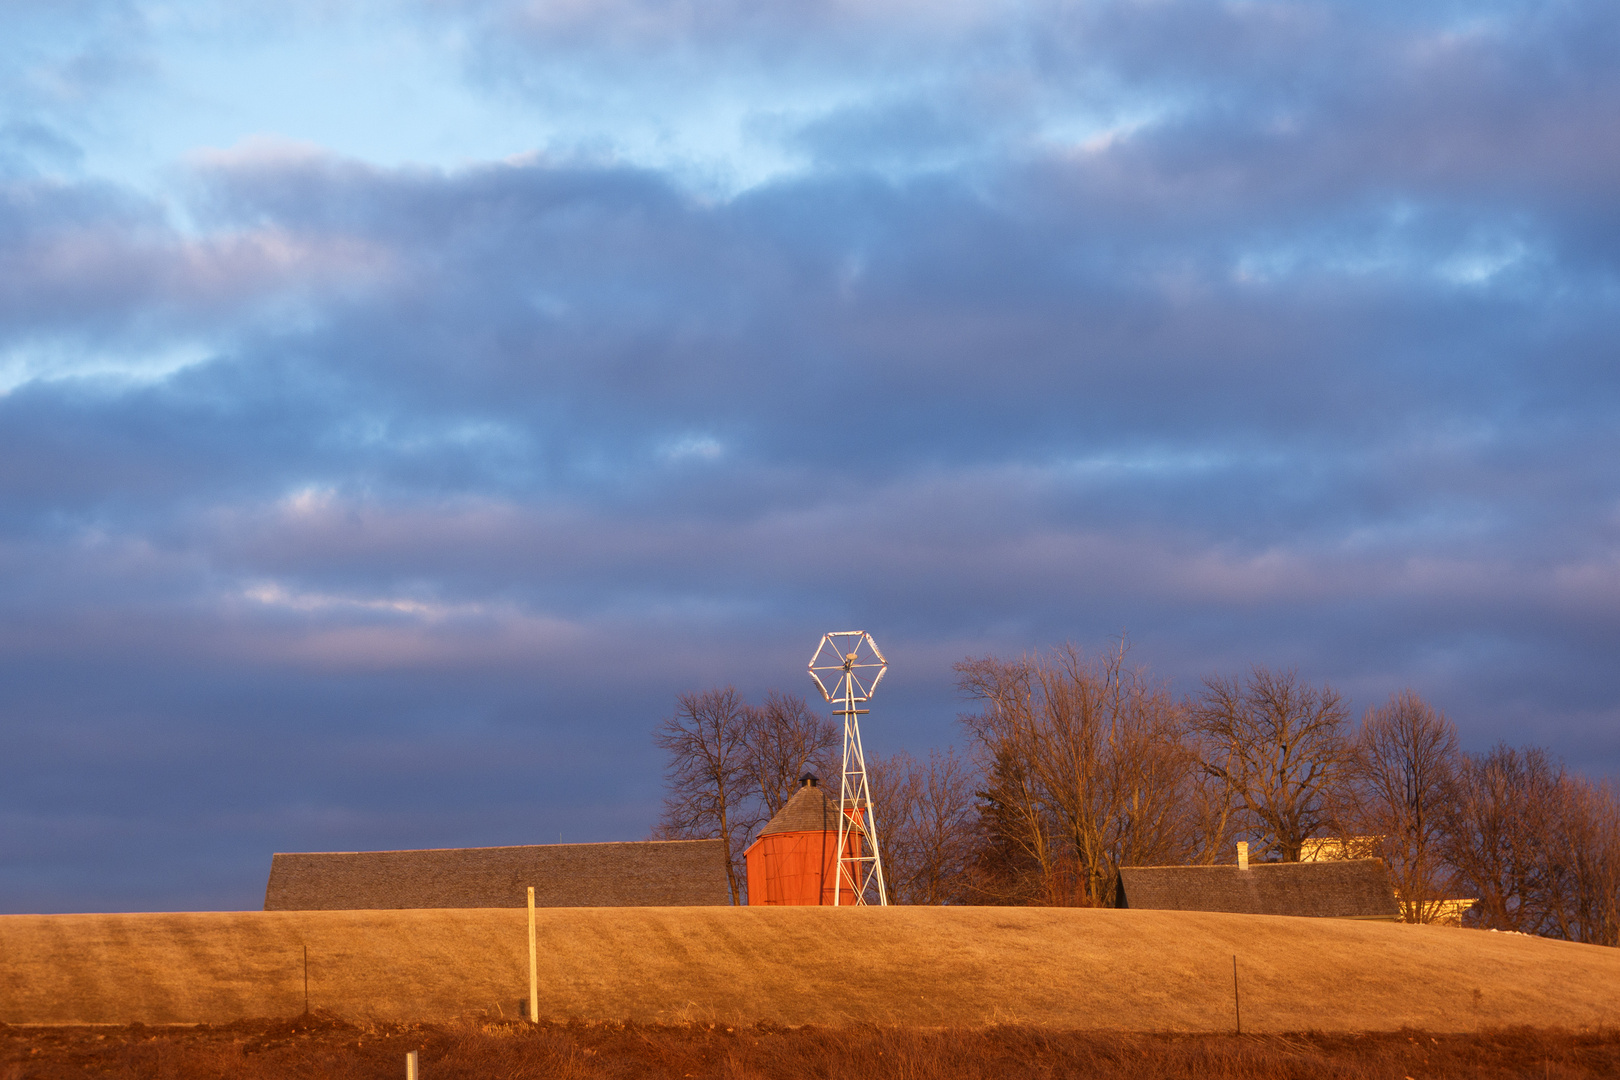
[2, 0, 1619, 910]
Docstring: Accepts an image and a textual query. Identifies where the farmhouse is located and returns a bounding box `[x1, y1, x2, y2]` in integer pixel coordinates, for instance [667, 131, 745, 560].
[263, 838, 729, 910]
[1113, 856, 1401, 920]
[745, 774, 863, 905]
[1300, 835, 1479, 925]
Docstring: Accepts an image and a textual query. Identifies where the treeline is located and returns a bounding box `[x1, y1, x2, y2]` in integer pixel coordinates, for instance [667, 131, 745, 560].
[653, 644, 1620, 945]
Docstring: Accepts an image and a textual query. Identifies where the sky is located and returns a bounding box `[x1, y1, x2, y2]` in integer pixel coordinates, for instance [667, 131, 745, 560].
[2, 0, 1618, 913]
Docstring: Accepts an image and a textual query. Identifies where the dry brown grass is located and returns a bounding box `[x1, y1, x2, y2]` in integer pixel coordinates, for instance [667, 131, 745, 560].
[5, 1016, 1620, 1080]
[5, 906, 1620, 1031]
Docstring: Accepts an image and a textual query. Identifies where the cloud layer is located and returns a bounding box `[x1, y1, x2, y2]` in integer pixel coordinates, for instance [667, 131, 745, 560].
[1, 0, 1618, 911]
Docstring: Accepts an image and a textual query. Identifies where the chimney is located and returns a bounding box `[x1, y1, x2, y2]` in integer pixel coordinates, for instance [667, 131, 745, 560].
[1237, 841, 1249, 870]
[799, 773, 818, 788]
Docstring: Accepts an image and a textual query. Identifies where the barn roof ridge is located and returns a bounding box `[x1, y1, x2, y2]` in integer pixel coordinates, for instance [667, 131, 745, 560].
[264, 838, 730, 911]
[1121, 857, 1386, 871]
[270, 838, 717, 857]
[1115, 858, 1400, 920]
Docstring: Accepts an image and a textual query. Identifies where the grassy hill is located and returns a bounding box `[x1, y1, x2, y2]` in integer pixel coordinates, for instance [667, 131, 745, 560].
[2, 906, 1617, 1031]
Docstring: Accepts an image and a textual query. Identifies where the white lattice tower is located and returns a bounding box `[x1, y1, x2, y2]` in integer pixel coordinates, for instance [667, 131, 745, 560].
[808, 631, 889, 905]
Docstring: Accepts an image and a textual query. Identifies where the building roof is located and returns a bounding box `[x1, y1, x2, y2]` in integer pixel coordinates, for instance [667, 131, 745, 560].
[1114, 859, 1401, 920]
[263, 839, 730, 910]
[755, 777, 864, 839]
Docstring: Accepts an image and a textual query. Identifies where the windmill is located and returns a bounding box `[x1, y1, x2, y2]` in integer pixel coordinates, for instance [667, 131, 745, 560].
[807, 631, 889, 905]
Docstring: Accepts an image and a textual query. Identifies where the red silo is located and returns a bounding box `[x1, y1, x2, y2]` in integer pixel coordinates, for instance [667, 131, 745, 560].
[744, 774, 864, 905]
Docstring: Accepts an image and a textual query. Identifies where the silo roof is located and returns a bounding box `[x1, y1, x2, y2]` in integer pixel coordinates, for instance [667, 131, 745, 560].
[757, 781, 865, 838]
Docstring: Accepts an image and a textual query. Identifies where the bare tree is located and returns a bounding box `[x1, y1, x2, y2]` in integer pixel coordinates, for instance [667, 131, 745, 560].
[1192, 667, 1351, 862]
[1029, 644, 1197, 902]
[653, 686, 751, 904]
[955, 652, 1060, 903]
[1544, 776, 1620, 947]
[957, 643, 1202, 905]
[1443, 743, 1564, 935]
[1337, 690, 1460, 922]
[868, 748, 979, 905]
[1447, 744, 1620, 945]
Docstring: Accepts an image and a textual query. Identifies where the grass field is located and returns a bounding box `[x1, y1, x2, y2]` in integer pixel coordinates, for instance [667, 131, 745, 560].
[2, 906, 1618, 1031]
[6, 1016, 1620, 1079]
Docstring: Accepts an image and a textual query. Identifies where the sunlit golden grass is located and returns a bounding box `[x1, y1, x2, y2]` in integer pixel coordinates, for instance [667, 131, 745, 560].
[3, 906, 1618, 1031]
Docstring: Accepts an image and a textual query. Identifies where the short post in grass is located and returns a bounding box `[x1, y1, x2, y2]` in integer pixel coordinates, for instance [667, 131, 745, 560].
[405, 1049, 419, 1080]
[527, 885, 539, 1023]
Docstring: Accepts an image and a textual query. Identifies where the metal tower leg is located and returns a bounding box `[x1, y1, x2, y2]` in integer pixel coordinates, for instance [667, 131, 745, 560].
[834, 702, 888, 905]
[812, 632, 889, 907]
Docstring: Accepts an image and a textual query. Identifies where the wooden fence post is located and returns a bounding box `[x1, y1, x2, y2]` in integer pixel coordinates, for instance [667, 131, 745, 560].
[527, 886, 539, 1023]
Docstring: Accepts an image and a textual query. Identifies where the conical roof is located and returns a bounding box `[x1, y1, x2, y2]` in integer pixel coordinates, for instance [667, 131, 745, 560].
[757, 777, 865, 838]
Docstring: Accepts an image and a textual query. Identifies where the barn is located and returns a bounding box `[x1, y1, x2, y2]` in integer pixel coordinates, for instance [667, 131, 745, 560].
[1113, 859, 1401, 920]
[744, 775, 863, 905]
[263, 839, 730, 910]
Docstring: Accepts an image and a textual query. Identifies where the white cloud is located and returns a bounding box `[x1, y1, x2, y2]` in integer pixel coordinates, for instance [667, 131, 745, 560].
[662, 433, 725, 461]
[0, 337, 217, 395]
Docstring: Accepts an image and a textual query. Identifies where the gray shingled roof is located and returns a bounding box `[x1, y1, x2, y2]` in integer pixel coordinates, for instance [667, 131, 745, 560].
[263, 839, 729, 910]
[756, 779, 864, 839]
[1114, 859, 1400, 920]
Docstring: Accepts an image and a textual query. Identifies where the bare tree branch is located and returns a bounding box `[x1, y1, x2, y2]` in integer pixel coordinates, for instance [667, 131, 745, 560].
[869, 748, 979, 905]
[653, 686, 750, 904]
[1191, 667, 1350, 862]
[1445, 743, 1620, 944]
[956, 643, 1202, 905]
[742, 690, 841, 820]
[1336, 690, 1461, 922]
